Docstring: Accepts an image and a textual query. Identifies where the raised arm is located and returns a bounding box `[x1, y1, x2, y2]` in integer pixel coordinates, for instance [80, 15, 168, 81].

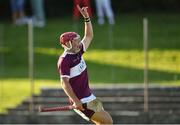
[77, 5, 93, 51]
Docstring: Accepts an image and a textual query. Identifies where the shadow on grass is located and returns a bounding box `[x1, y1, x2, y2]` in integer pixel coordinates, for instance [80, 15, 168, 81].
[87, 60, 179, 83]
[2, 59, 179, 84]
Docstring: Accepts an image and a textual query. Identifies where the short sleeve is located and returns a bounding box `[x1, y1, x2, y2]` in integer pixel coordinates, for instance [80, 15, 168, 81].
[58, 57, 70, 78]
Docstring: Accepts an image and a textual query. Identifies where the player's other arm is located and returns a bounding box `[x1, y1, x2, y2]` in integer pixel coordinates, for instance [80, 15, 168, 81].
[77, 5, 94, 51]
[61, 77, 84, 110]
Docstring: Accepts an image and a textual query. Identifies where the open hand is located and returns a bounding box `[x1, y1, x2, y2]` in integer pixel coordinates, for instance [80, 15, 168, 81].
[77, 5, 89, 18]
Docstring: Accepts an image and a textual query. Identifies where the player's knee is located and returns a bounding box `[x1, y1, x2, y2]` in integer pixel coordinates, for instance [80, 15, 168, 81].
[104, 112, 113, 124]
[104, 117, 113, 124]
[92, 117, 113, 125]
[99, 117, 113, 124]
[109, 118, 113, 124]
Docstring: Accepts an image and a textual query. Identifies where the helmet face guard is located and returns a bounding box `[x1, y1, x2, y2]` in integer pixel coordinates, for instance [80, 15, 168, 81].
[62, 41, 72, 50]
[60, 32, 80, 50]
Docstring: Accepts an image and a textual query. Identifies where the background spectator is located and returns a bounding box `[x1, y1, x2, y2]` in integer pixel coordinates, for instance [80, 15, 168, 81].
[10, 0, 28, 25]
[30, 0, 45, 28]
[95, 0, 115, 25]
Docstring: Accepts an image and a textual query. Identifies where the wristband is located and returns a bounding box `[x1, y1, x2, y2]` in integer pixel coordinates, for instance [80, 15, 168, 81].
[84, 17, 90, 22]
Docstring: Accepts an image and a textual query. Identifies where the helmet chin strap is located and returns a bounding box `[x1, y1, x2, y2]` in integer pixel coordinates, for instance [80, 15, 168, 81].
[62, 41, 72, 50]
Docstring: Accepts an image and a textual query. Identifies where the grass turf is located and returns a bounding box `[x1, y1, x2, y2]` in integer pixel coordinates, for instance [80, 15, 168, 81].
[0, 13, 180, 113]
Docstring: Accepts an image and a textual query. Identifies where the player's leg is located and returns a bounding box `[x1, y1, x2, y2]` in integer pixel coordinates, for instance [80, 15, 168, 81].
[95, 0, 104, 25]
[73, 98, 113, 124]
[17, 0, 25, 18]
[103, 0, 115, 25]
[10, 0, 18, 23]
[90, 110, 113, 125]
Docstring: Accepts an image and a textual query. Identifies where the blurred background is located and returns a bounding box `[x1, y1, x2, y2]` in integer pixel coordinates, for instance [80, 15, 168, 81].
[0, 0, 180, 124]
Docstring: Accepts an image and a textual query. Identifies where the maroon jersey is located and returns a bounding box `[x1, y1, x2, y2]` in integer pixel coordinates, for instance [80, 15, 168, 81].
[57, 43, 95, 102]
